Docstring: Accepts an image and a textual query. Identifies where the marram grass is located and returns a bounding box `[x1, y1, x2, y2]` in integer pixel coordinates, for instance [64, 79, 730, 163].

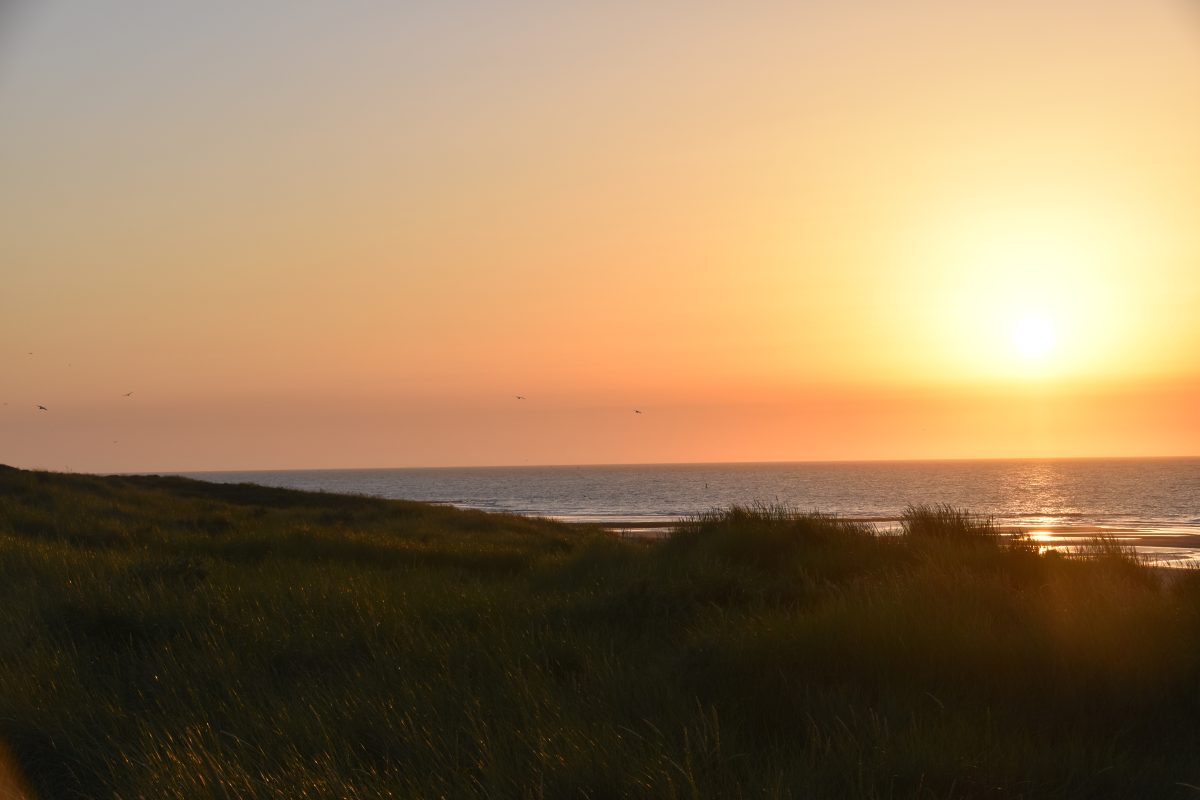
[0, 466, 1198, 798]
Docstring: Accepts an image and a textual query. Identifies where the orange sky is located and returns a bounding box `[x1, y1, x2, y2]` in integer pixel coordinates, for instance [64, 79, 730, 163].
[1, 1, 1198, 471]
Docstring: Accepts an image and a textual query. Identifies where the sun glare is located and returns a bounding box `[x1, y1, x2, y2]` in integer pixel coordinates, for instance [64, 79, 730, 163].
[1011, 315, 1056, 360]
[911, 201, 1144, 383]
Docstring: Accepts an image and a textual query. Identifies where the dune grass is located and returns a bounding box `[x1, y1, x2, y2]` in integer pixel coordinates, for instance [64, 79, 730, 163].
[0, 468, 1199, 798]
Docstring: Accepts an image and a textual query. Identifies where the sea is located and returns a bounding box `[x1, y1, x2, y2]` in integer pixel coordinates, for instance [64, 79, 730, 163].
[179, 458, 1200, 564]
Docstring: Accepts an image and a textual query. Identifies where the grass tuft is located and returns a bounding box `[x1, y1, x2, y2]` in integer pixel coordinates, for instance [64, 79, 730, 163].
[902, 502, 1000, 540]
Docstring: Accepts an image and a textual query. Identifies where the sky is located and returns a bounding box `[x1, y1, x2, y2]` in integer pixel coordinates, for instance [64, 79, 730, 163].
[1, 0, 1198, 471]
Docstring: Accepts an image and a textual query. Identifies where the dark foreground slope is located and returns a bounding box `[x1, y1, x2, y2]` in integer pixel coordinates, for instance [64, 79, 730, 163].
[0, 466, 1198, 799]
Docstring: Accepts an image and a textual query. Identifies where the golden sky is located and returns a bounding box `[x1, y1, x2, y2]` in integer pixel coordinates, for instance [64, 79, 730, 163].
[2, 1, 1198, 470]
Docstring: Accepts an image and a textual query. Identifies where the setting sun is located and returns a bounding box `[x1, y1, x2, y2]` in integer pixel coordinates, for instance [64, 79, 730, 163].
[1011, 316, 1057, 360]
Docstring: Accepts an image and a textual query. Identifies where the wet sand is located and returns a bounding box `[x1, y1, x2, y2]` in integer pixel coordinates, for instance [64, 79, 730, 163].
[566, 519, 1200, 566]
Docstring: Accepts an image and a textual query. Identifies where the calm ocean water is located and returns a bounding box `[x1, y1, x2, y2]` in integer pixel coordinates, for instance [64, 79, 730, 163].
[180, 458, 1200, 534]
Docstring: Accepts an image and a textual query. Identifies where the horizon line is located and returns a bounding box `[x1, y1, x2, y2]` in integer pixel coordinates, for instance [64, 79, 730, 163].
[117, 453, 1200, 476]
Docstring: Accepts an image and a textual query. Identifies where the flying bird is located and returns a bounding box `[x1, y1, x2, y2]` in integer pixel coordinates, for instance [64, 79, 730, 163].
[37, 405, 47, 411]
[634, 409, 642, 414]
[515, 395, 526, 400]
[123, 392, 134, 397]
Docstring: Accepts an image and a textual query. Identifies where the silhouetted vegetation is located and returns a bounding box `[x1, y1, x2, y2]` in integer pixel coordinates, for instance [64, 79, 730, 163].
[0, 467, 1198, 798]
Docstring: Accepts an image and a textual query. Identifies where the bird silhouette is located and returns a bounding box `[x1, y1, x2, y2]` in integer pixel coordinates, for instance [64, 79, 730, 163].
[634, 409, 642, 414]
[37, 405, 47, 411]
[515, 395, 526, 400]
[123, 392, 134, 397]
